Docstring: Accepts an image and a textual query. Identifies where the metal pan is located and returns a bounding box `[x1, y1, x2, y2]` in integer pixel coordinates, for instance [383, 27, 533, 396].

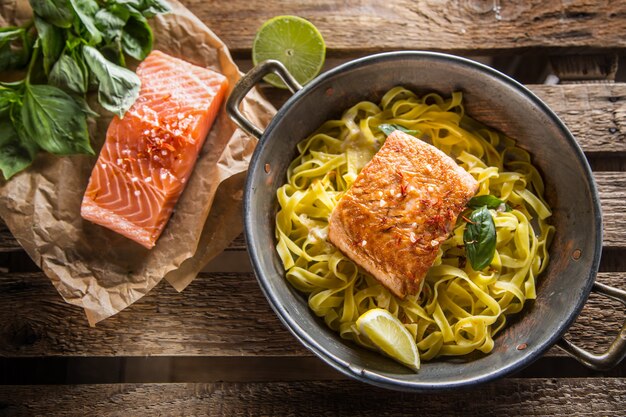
[226, 52, 626, 391]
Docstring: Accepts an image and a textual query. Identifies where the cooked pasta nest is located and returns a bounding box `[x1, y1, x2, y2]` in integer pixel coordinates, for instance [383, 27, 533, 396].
[275, 87, 554, 361]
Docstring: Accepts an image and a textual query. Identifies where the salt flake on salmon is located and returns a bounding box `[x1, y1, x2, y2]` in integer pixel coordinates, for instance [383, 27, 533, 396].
[81, 50, 229, 249]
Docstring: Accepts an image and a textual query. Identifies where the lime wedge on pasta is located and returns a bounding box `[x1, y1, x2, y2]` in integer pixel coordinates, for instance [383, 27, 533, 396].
[356, 308, 420, 371]
[252, 15, 326, 88]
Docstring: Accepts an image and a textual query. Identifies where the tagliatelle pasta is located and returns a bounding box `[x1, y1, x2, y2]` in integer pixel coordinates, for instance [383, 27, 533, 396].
[275, 87, 555, 363]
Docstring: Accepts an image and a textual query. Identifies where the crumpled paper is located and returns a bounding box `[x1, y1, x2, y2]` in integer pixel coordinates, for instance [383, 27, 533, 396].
[0, 0, 276, 325]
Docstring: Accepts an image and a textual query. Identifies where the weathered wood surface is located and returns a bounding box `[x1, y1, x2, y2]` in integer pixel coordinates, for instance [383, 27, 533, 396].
[0, 83, 623, 253]
[597, 172, 626, 250]
[0, 270, 623, 358]
[528, 84, 626, 154]
[1, 170, 625, 253]
[255, 82, 626, 154]
[0, 0, 623, 411]
[180, 0, 626, 53]
[1, 379, 625, 416]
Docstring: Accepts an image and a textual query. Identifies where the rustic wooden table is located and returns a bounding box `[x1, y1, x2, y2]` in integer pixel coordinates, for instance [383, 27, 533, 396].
[1, 1, 625, 415]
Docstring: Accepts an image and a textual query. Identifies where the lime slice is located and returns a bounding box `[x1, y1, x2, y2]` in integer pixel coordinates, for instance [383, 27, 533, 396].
[252, 15, 326, 89]
[356, 308, 421, 371]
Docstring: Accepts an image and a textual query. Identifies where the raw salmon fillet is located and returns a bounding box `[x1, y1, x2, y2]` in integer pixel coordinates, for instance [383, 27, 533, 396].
[81, 50, 229, 249]
[328, 130, 478, 298]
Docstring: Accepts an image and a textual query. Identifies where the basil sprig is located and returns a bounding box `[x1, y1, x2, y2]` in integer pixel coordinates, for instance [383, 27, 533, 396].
[468, 194, 512, 212]
[83, 45, 140, 117]
[378, 123, 421, 137]
[0, 0, 171, 180]
[463, 205, 497, 271]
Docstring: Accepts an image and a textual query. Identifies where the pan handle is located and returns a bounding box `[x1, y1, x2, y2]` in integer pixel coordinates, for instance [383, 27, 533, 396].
[226, 60, 303, 140]
[557, 281, 626, 370]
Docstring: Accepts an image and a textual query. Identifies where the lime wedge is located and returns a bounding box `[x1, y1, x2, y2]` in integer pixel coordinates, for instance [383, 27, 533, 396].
[356, 308, 421, 371]
[252, 15, 326, 89]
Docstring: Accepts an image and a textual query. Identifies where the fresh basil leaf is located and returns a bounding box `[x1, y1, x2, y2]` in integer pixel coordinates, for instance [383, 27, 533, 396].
[73, 47, 91, 87]
[34, 16, 64, 75]
[0, 27, 24, 43]
[108, 2, 132, 21]
[139, 0, 171, 18]
[29, 0, 74, 28]
[0, 27, 30, 71]
[122, 13, 152, 60]
[69, 0, 103, 43]
[463, 206, 496, 271]
[378, 123, 420, 137]
[82, 45, 140, 117]
[0, 103, 10, 119]
[12, 107, 41, 157]
[49, 53, 87, 94]
[21, 84, 94, 155]
[95, 8, 127, 41]
[112, 0, 143, 7]
[0, 87, 19, 118]
[0, 119, 36, 179]
[86, 59, 99, 89]
[100, 41, 126, 66]
[0, 101, 11, 118]
[93, 8, 128, 65]
[468, 195, 512, 212]
[73, 95, 99, 117]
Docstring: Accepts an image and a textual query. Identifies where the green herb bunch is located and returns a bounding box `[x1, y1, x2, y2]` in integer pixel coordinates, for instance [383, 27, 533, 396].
[0, 0, 171, 179]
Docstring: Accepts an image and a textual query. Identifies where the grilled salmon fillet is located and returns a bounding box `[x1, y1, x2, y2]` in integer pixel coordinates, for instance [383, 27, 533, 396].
[328, 130, 478, 298]
[81, 50, 229, 249]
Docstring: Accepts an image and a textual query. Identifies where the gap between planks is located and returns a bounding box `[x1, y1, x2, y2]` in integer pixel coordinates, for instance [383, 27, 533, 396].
[0, 379, 625, 416]
[0, 272, 623, 358]
[0, 355, 623, 385]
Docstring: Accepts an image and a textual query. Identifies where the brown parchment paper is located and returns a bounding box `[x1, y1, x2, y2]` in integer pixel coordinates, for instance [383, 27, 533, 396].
[0, 0, 276, 325]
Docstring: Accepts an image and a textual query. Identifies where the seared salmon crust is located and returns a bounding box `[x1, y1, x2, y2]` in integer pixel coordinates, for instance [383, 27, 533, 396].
[328, 130, 478, 298]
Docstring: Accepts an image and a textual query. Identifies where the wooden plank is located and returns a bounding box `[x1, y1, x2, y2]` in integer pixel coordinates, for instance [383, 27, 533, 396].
[1, 379, 625, 416]
[0, 271, 306, 357]
[598, 172, 626, 250]
[528, 84, 626, 154]
[180, 0, 626, 53]
[2, 170, 626, 253]
[258, 83, 626, 154]
[0, 270, 622, 358]
[0, 83, 622, 253]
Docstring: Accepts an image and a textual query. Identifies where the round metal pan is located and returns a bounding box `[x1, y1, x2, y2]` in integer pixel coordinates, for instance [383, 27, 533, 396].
[226, 51, 626, 391]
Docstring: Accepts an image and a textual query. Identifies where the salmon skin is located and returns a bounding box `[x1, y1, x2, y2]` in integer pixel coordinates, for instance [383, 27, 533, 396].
[328, 130, 478, 298]
[81, 50, 229, 249]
